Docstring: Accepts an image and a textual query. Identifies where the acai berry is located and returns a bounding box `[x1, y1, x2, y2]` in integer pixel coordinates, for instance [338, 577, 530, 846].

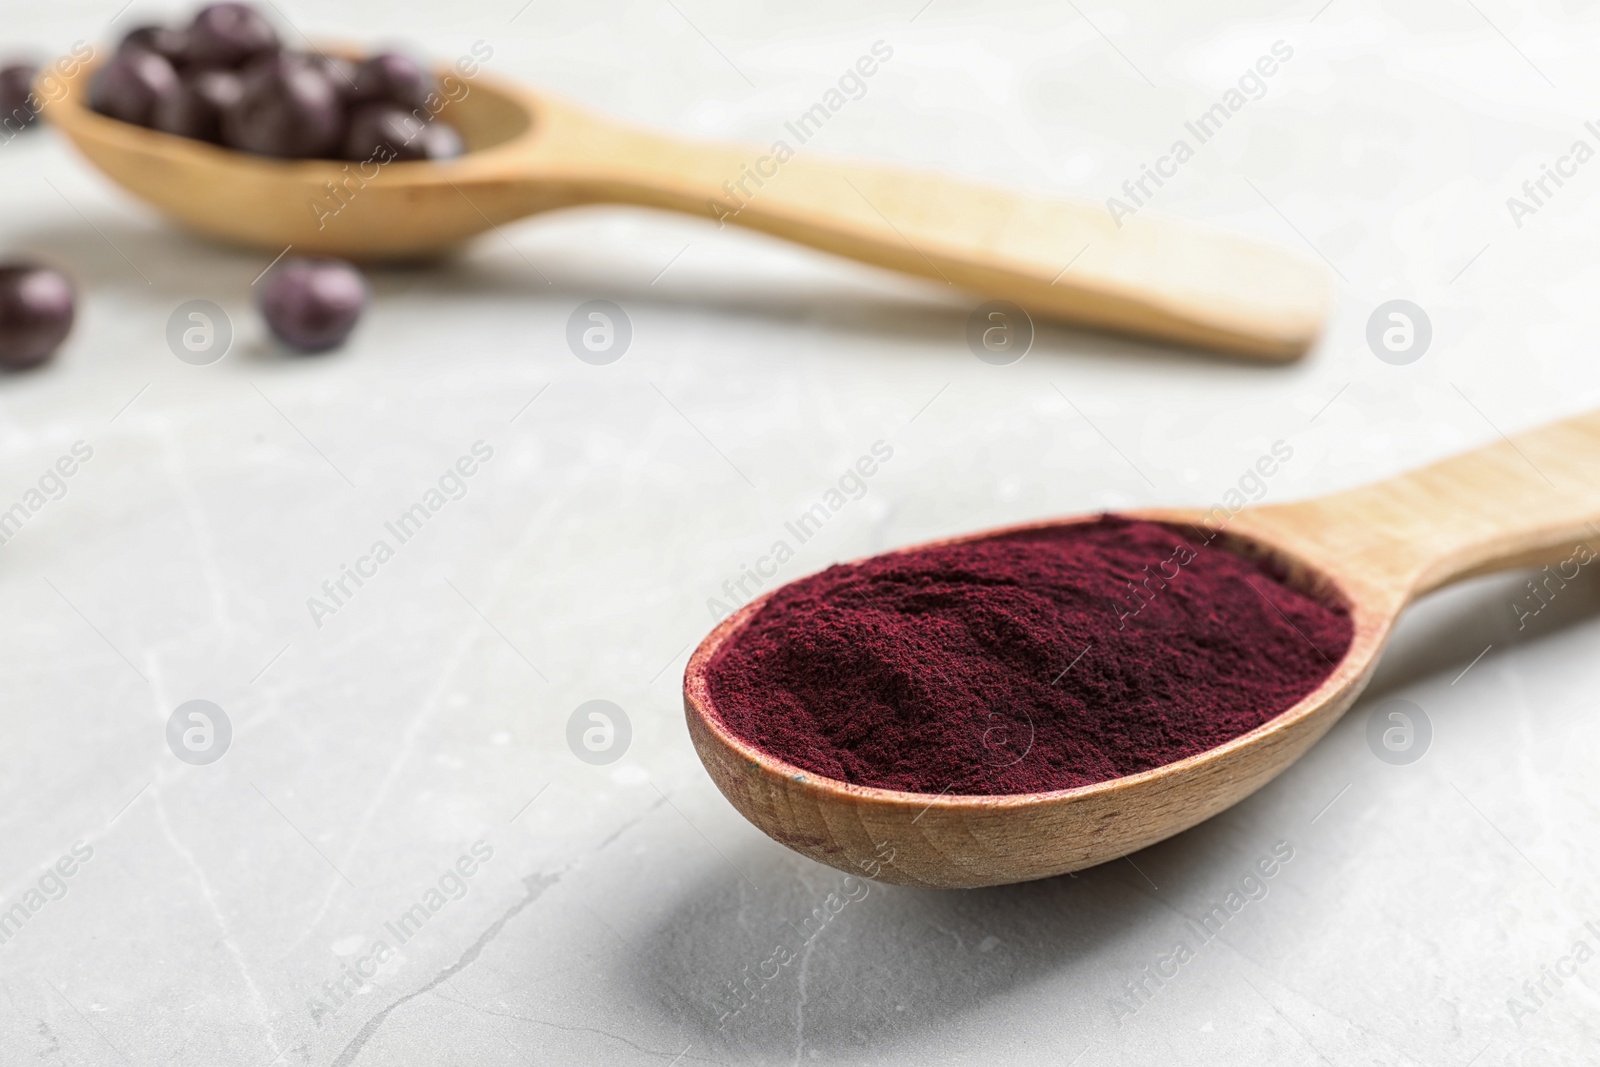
[0, 263, 75, 370]
[351, 51, 434, 111]
[222, 54, 343, 158]
[154, 68, 243, 142]
[87, 3, 467, 163]
[342, 103, 428, 161]
[90, 48, 180, 126]
[185, 2, 278, 69]
[119, 24, 190, 64]
[259, 258, 367, 353]
[0, 63, 40, 131]
[315, 55, 361, 100]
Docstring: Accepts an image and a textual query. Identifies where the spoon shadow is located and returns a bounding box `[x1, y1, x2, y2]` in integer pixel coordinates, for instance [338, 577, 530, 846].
[621, 834, 1186, 1061]
[1361, 559, 1600, 703]
[4, 211, 1305, 372]
[619, 566, 1600, 1061]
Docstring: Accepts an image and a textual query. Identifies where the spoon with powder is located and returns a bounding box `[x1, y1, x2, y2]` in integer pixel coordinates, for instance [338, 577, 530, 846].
[44, 49, 1326, 360]
[684, 409, 1600, 887]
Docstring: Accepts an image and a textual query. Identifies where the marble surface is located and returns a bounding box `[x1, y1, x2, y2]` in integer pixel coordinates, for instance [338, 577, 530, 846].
[3, 1, 1600, 1064]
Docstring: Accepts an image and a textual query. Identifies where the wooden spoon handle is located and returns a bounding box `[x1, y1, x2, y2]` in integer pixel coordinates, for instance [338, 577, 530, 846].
[545, 108, 1329, 360]
[1242, 409, 1600, 604]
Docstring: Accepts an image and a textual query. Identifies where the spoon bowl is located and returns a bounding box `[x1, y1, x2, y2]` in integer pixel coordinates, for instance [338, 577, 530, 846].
[44, 51, 1329, 359]
[685, 411, 1600, 887]
[44, 58, 559, 257]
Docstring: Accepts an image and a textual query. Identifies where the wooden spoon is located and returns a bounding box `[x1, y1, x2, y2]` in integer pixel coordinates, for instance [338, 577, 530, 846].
[43, 56, 1327, 360]
[684, 410, 1600, 888]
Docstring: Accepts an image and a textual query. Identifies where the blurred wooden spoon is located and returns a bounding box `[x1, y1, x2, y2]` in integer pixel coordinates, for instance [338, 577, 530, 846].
[44, 52, 1329, 359]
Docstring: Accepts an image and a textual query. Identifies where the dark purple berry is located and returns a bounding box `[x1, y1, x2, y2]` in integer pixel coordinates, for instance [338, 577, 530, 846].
[258, 258, 366, 353]
[186, 2, 278, 69]
[423, 121, 464, 160]
[313, 54, 360, 99]
[0, 263, 74, 370]
[153, 68, 243, 142]
[342, 102, 428, 161]
[90, 48, 180, 126]
[352, 52, 434, 111]
[222, 54, 343, 158]
[119, 24, 189, 64]
[0, 63, 39, 132]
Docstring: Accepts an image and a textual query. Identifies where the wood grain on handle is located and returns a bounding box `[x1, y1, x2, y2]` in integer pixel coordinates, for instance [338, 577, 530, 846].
[523, 98, 1331, 360]
[1236, 409, 1600, 604]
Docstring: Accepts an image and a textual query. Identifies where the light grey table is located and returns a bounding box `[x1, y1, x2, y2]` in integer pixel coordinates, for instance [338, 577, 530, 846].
[2, 1, 1597, 1064]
